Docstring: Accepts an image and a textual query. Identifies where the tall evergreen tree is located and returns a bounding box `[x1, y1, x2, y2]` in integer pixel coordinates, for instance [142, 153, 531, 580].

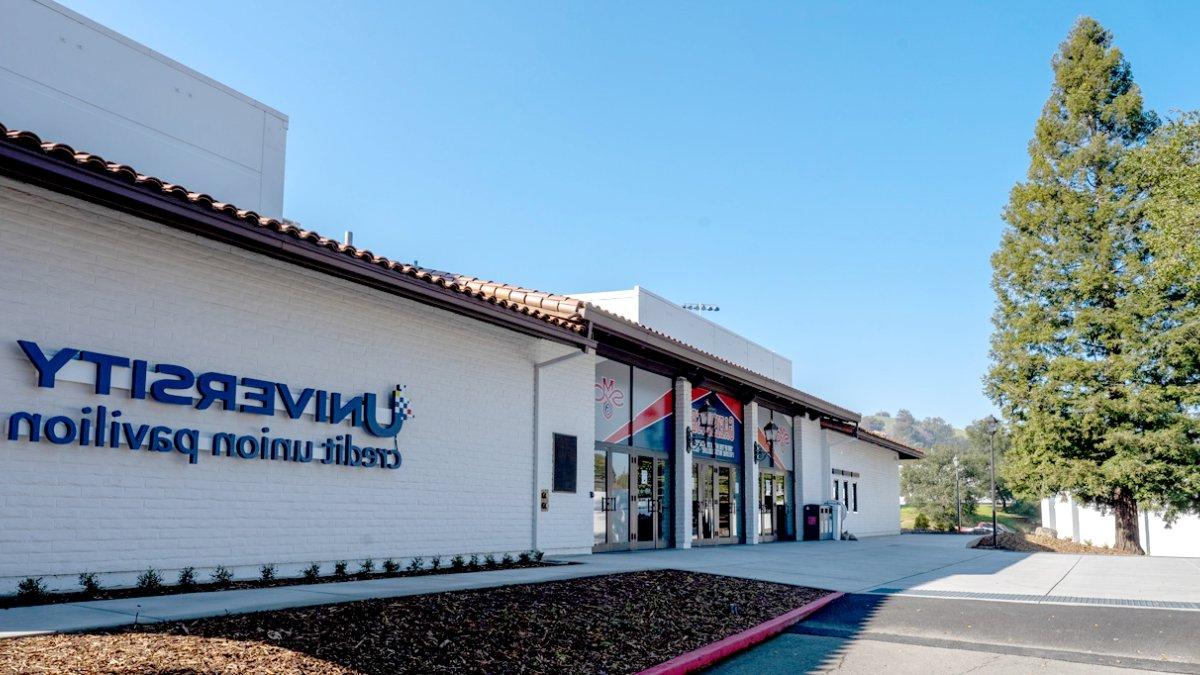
[988, 18, 1167, 552]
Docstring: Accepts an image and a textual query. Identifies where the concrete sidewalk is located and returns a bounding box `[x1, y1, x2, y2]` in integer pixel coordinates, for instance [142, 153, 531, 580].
[3, 534, 1198, 639]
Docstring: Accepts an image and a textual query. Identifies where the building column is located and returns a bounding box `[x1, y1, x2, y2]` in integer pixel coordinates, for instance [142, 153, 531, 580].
[673, 377, 692, 549]
[792, 414, 804, 540]
[742, 401, 759, 545]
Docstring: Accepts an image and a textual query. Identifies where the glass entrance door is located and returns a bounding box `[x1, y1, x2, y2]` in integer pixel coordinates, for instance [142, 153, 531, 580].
[692, 461, 739, 545]
[633, 455, 669, 549]
[759, 471, 789, 542]
[595, 447, 668, 552]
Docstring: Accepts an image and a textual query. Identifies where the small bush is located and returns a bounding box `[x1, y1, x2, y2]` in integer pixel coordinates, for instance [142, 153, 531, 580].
[211, 565, 234, 587]
[913, 513, 931, 530]
[484, 554, 497, 569]
[359, 559, 375, 574]
[17, 577, 47, 599]
[451, 555, 465, 570]
[78, 571, 102, 595]
[260, 563, 277, 581]
[468, 554, 481, 571]
[302, 563, 321, 581]
[430, 555, 442, 571]
[502, 553, 514, 566]
[533, 550, 545, 562]
[383, 558, 400, 574]
[518, 551, 532, 564]
[407, 556, 424, 572]
[334, 561, 348, 578]
[177, 567, 196, 588]
[136, 568, 163, 590]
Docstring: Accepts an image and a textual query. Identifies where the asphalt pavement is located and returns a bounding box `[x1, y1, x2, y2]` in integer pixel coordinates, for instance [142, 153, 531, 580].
[708, 593, 1200, 674]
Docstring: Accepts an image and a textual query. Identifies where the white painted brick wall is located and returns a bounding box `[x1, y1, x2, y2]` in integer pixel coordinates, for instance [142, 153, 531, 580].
[827, 434, 900, 538]
[0, 177, 593, 592]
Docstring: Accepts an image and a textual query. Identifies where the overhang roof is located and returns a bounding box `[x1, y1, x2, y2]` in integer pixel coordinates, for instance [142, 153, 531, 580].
[0, 123, 591, 347]
[821, 419, 925, 460]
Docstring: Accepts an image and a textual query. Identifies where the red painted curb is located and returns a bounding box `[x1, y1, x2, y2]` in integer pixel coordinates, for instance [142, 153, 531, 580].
[636, 591, 845, 675]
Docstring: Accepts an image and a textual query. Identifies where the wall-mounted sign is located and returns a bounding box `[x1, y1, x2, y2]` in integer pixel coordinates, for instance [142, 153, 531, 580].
[691, 387, 742, 463]
[594, 359, 673, 452]
[5, 340, 414, 471]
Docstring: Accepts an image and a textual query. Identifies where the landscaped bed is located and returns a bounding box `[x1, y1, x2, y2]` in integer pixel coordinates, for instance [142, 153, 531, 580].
[972, 532, 1135, 555]
[1, 553, 556, 609]
[0, 570, 828, 674]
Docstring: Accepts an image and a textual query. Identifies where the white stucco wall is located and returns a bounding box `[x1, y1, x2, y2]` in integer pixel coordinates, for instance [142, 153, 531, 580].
[0, 177, 593, 592]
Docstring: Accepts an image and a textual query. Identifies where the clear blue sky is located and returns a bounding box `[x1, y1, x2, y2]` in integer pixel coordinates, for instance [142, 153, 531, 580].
[61, 1, 1200, 428]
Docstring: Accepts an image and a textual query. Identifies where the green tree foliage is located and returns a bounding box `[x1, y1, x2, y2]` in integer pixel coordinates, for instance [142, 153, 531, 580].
[901, 445, 988, 531]
[988, 18, 1198, 553]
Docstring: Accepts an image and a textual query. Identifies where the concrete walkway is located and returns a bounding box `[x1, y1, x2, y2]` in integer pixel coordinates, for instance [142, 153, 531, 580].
[3, 534, 1198, 638]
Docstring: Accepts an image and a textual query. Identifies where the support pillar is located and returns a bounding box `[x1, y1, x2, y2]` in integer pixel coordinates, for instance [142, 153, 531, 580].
[673, 377, 692, 549]
[742, 401, 759, 545]
[792, 414, 804, 540]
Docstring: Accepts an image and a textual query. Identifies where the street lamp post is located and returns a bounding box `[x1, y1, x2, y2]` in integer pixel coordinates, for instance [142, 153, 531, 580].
[953, 455, 961, 533]
[985, 415, 1000, 548]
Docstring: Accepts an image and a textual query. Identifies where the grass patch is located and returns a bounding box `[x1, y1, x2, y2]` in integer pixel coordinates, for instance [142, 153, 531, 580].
[901, 503, 1038, 533]
[0, 570, 828, 674]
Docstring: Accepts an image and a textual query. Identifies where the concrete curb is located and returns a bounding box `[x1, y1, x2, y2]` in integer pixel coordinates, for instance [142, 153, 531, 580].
[636, 591, 845, 675]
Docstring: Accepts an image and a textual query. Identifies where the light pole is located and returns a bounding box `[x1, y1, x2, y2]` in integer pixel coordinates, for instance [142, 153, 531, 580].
[953, 455, 961, 533]
[985, 415, 1000, 548]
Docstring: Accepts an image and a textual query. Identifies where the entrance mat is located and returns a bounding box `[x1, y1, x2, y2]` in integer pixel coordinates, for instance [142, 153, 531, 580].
[868, 587, 1200, 611]
[636, 591, 845, 675]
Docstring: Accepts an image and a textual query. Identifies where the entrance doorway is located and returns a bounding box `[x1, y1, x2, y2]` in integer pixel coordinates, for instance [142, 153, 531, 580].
[692, 461, 739, 545]
[758, 470, 788, 542]
[594, 447, 670, 552]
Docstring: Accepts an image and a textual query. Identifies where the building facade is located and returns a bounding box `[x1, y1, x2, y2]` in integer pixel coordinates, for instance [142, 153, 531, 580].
[0, 123, 922, 593]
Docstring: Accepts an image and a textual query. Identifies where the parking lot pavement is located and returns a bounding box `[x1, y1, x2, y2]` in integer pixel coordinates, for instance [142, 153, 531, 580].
[709, 594, 1200, 674]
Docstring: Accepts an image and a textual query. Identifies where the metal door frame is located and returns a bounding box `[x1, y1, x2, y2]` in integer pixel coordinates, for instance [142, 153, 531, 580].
[692, 459, 740, 546]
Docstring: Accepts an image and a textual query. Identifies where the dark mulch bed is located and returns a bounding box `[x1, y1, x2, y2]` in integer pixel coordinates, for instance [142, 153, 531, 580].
[972, 532, 1135, 555]
[1, 560, 563, 609]
[0, 570, 828, 675]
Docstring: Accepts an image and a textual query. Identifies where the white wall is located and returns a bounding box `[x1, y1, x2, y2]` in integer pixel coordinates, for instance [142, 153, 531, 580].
[0, 0, 287, 217]
[571, 287, 793, 385]
[826, 433, 901, 538]
[1041, 495, 1200, 557]
[0, 177, 593, 592]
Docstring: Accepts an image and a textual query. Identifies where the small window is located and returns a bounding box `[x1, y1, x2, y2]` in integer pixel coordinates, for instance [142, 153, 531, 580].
[552, 434, 577, 492]
[833, 480, 839, 501]
[843, 481, 850, 509]
[852, 483, 858, 512]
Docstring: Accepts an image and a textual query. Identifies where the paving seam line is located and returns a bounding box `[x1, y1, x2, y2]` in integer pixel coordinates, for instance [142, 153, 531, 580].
[851, 551, 995, 594]
[1041, 555, 1082, 601]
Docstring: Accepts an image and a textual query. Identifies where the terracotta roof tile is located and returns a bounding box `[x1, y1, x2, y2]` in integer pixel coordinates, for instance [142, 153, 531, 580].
[0, 122, 586, 334]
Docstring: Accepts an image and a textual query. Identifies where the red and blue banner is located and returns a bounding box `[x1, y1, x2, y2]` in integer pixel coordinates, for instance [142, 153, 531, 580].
[595, 359, 674, 453]
[691, 387, 742, 463]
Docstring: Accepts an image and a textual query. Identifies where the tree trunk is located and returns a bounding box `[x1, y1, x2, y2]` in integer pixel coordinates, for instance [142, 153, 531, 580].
[1112, 487, 1145, 554]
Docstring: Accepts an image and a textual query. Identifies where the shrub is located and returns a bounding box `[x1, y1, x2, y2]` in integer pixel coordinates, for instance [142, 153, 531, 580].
[17, 577, 47, 599]
[260, 563, 277, 582]
[359, 559, 375, 574]
[302, 563, 321, 581]
[913, 513, 931, 530]
[78, 571, 102, 595]
[430, 555, 442, 571]
[334, 561, 348, 578]
[136, 568, 163, 590]
[407, 556, 424, 572]
[468, 554, 481, 571]
[450, 555, 465, 570]
[502, 553, 514, 566]
[484, 554, 497, 569]
[518, 551, 532, 564]
[383, 558, 400, 574]
[211, 565, 234, 587]
[177, 567, 196, 588]
[533, 550, 545, 562]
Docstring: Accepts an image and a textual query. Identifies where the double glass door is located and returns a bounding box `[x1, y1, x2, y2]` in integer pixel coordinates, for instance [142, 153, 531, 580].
[594, 447, 669, 552]
[692, 461, 739, 545]
[759, 471, 788, 541]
